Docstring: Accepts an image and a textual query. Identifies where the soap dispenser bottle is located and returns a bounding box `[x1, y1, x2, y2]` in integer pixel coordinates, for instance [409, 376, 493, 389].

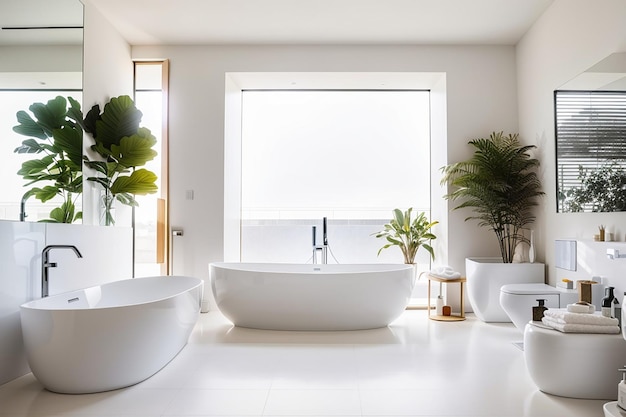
[435, 295, 444, 316]
[602, 286, 615, 317]
[532, 299, 547, 321]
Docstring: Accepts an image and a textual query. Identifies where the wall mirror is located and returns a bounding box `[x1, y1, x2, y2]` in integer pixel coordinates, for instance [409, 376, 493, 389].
[555, 52, 626, 213]
[0, 0, 83, 222]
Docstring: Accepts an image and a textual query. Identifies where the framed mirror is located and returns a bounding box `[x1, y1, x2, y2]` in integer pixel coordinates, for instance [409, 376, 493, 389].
[0, 0, 83, 222]
[555, 53, 626, 212]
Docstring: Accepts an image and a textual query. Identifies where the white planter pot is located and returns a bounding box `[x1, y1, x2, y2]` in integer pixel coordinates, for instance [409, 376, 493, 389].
[466, 257, 545, 322]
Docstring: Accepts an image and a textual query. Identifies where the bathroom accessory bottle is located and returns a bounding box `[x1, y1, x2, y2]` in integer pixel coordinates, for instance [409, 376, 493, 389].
[602, 286, 615, 317]
[528, 229, 535, 263]
[435, 295, 444, 316]
[613, 297, 621, 326]
[532, 299, 547, 321]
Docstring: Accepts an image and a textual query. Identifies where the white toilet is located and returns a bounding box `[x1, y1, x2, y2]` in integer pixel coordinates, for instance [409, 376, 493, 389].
[499, 283, 583, 332]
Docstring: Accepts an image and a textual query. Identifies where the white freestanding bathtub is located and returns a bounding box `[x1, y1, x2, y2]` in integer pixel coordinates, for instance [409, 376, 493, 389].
[209, 263, 415, 331]
[20, 276, 203, 394]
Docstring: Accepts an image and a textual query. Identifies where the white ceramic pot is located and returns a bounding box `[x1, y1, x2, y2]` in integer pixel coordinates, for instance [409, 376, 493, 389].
[465, 257, 545, 322]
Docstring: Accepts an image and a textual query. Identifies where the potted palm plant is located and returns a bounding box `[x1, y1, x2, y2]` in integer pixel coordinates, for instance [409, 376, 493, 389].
[373, 208, 438, 264]
[441, 131, 545, 322]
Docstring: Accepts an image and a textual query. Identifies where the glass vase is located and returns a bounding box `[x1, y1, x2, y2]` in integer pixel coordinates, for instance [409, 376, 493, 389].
[528, 229, 535, 263]
[100, 192, 116, 226]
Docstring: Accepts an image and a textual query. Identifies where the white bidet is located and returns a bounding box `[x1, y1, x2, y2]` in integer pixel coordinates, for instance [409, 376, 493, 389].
[524, 322, 626, 400]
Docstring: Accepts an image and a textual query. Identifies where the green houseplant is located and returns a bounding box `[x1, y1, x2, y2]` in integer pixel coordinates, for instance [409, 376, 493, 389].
[441, 131, 545, 322]
[373, 208, 438, 264]
[82, 95, 158, 225]
[12, 96, 83, 223]
[441, 131, 544, 263]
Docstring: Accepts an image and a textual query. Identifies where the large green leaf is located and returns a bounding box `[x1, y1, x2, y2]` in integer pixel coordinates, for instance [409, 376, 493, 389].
[66, 97, 84, 129]
[86, 176, 111, 190]
[110, 128, 158, 168]
[93, 95, 143, 151]
[14, 138, 46, 154]
[17, 155, 54, 176]
[32, 186, 60, 203]
[83, 158, 109, 176]
[13, 110, 48, 139]
[46, 199, 77, 223]
[53, 126, 83, 167]
[83, 104, 101, 137]
[110, 168, 158, 196]
[29, 96, 68, 136]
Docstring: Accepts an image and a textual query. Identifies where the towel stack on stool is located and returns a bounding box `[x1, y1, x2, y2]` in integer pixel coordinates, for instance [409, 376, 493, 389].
[541, 305, 620, 334]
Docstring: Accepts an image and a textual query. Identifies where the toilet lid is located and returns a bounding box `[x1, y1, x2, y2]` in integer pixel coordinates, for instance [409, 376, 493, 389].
[500, 283, 561, 295]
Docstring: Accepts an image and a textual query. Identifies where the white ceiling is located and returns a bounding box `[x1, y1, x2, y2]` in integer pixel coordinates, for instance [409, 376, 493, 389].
[89, 0, 554, 45]
[9, 0, 553, 47]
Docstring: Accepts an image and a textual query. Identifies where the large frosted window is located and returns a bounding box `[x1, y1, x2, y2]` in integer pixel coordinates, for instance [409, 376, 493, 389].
[241, 90, 431, 267]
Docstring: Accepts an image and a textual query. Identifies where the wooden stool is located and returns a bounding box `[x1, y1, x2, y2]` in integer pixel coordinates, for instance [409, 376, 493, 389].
[427, 274, 466, 321]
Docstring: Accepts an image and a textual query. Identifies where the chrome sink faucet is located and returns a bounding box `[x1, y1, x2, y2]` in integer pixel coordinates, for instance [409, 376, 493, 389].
[41, 245, 83, 298]
[312, 217, 328, 264]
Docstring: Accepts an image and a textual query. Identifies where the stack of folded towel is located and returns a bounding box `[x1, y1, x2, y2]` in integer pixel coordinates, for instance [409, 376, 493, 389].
[541, 307, 620, 334]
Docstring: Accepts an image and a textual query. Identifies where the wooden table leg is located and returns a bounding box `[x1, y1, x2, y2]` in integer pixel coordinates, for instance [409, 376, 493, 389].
[460, 281, 465, 318]
[426, 278, 430, 317]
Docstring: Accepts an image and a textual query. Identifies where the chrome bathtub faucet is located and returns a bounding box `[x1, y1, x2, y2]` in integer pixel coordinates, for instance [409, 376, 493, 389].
[312, 217, 328, 264]
[41, 245, 83, 298]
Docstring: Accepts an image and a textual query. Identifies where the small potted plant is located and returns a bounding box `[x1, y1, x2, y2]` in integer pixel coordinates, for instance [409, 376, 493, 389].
[373, 208, 438, 264]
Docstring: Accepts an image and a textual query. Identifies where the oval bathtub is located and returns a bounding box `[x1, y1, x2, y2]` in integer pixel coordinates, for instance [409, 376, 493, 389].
[20, 275, 203, 394]
[209, 263, 415, 331]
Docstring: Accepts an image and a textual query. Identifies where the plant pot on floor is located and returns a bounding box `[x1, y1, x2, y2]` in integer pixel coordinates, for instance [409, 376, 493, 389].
[466, 257, 545, 322]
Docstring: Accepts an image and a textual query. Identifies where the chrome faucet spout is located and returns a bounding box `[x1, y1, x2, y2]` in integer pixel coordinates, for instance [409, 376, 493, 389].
[41, 245, 83, 298]
[312, 218, 329, 264]
[20, 192, 31, 222]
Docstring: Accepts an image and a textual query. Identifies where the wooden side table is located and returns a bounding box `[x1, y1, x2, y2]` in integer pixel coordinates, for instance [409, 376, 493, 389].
[427, 274, 466, 321]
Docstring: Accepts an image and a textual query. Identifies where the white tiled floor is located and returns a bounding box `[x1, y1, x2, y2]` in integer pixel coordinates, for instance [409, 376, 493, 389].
[0, 310, 610, 416]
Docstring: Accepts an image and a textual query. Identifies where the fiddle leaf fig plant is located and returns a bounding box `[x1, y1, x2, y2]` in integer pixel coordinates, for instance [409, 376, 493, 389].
[12, 96, 83, 223]
[82, 95, 158, 225]
[373, 208, 438, 264]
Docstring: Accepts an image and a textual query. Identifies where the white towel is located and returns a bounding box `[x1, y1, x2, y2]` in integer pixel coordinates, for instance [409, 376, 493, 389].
[543, 309, 618, 326]
[541, 317, 620, 334]
[429, 266, 461, 280]
[566, 303, 595, 314]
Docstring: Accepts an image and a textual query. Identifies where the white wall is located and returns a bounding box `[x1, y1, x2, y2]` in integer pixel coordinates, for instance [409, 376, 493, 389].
[0, 221, 44, 385]
[132, 44, 519, 305]
[517, 0, 626, 285]
[0, 45, 82, 73]
[82, 0, 134, 226]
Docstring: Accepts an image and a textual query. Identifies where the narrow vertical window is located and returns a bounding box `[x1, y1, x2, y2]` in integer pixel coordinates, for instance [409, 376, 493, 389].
[134, 61, 169, 276]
